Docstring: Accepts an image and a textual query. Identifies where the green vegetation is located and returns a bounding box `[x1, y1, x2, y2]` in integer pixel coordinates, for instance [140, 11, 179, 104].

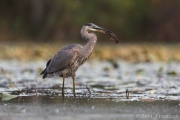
[0, 0, 180, 42]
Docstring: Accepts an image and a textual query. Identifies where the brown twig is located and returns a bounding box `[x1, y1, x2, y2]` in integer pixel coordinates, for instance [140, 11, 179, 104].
[18, 96, 23, 102]
[18, 88, 22, 94]
[126, 89, 130, 99]
[35, 89, 38, 98]
[86, 86, 91, 95]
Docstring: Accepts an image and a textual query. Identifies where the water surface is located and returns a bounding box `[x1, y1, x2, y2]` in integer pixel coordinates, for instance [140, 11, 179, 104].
[0, 96, 180, 120]
[0, 60, 180, 119]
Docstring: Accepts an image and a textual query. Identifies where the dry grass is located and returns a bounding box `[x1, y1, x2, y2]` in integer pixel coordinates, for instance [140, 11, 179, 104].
[0, 42, 180, 62]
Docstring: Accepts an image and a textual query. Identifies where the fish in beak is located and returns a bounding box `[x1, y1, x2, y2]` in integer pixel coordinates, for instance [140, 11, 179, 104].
[90, 24, 119, 44]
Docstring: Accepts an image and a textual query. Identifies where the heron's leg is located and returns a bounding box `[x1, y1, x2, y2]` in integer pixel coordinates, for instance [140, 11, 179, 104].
[72, 75, 76, 98]
[62, 73, 66, 98]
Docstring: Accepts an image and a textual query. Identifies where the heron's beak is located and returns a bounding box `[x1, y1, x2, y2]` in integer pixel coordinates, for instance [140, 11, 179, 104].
[91, 25, 119, 44]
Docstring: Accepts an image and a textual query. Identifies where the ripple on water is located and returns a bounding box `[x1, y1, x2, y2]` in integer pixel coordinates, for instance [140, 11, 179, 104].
[0, 60, 180, 101]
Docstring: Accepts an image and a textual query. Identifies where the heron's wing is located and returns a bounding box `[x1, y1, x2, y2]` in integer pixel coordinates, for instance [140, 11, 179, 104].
[41, 44, 83, 77]
[45, 50, 77, 74]
[40, 59, 51, 75]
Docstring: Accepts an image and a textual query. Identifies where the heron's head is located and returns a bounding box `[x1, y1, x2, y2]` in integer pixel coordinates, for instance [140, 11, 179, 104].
[84, 23, 119, 43]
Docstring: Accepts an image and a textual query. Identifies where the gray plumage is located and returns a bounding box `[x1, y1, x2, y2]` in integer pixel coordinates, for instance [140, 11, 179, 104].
[40, 23, 118, 98]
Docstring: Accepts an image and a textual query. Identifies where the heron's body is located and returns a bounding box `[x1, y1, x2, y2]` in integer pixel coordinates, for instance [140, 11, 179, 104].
[40, 23, 118, 98]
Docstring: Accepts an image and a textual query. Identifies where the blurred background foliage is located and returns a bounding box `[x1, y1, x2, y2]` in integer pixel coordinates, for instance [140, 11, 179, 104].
[1, 0, 180, 42]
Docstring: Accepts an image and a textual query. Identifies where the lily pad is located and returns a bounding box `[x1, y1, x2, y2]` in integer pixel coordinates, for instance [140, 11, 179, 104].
[1, 92, 17, 101]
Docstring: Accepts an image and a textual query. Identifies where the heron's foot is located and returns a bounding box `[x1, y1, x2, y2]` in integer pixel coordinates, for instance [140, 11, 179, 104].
[73, 93, 76, 98]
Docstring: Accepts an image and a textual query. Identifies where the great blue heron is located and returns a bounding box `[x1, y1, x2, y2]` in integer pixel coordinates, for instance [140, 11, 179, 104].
[40, 23, 118, 98]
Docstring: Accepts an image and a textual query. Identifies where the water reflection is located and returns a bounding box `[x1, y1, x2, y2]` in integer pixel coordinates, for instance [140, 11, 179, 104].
[0, 96, 179, 120]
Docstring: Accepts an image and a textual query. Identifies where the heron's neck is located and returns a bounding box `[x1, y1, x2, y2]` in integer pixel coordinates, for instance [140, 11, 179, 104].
[81, 30, 97, 56]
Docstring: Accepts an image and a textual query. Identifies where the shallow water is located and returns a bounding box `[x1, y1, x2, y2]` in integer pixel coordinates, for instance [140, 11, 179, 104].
[0, 60, 180, 119]
[0, 96, 180, 120]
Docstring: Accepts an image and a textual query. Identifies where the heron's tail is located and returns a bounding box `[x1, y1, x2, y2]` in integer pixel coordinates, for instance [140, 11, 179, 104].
[40, 69, 46, 75]
[40, 69, 47, 79]
[42, 74, 47, 79]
